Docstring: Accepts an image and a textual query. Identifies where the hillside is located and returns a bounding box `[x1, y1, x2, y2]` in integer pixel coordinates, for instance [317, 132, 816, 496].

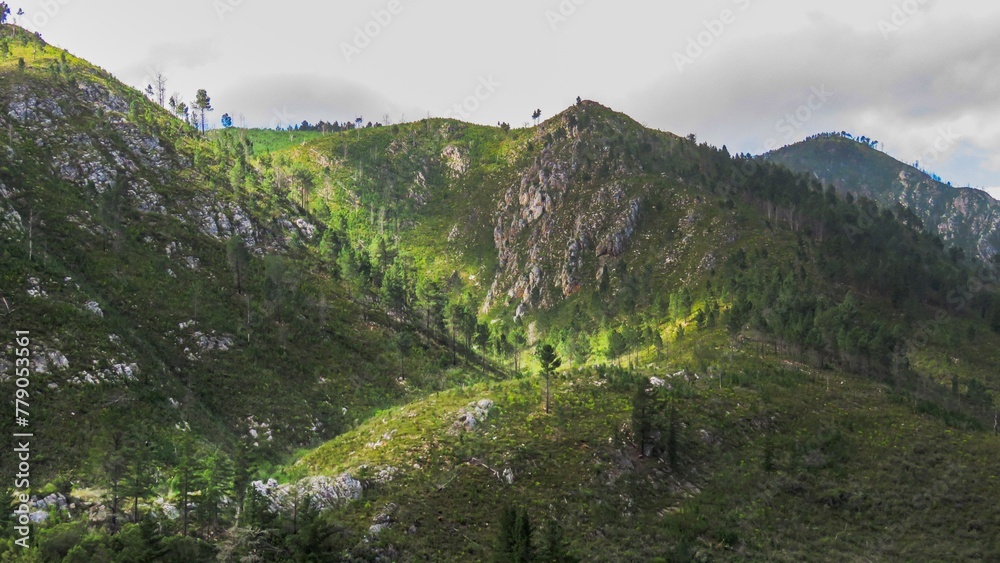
[764, 134, 1000, 261]
[262, 101, 1000, 560]
[3, 23, 1000, 561]
[0, 23, 486, 541]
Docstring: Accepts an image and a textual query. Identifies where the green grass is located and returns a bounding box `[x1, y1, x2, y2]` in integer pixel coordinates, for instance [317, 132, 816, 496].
[286, 339, 1000, 560]
[211, 128, 327, 154]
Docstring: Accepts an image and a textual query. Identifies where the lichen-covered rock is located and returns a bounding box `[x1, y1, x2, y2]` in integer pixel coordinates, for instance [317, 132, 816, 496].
[441, 145, 468, 177]
[84, 300, 104, 317]
[450, 399, 495, 433]
[251, 474, 363, 513]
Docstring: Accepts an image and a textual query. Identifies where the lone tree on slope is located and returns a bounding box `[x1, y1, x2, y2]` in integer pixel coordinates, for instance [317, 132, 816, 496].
[536, 343, 561, 414]
[194, 89, 213, 134]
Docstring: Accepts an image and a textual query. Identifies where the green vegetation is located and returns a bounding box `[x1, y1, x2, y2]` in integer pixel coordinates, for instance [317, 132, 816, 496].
[3, 22, 1000, 560]
[765, 132, 1000, 263]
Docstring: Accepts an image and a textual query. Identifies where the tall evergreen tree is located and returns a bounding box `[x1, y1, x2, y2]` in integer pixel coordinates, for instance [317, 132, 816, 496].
[495, 506, 533, 562]
[194, 89, 213, 134]
[537, 343, 561, 414]
[539, 518, 576, 562]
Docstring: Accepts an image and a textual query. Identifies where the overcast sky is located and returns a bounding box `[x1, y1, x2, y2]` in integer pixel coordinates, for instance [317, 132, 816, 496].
[14, 0, 1000, 195]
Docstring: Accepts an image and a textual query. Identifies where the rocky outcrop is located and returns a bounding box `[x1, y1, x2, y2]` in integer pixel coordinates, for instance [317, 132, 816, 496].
[450, 399, 495, 433]
[487, 128, 648, 315]
[251, 474, 363, 513]
[441, 145, 468, 177]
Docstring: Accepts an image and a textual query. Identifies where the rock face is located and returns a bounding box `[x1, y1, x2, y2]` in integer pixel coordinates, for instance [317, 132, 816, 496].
[441, 145, 468, 177]
[485, 106, 666, 316]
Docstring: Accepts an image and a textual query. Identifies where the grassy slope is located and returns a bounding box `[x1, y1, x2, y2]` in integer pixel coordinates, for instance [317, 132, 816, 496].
[267, 105, 1000, 560]
[294, 328, 1000, 560]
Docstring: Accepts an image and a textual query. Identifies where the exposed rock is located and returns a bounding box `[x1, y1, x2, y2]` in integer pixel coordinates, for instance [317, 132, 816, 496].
[251, 474, 363, 513]
[32, 493, 69, 514]
[487, 119, 655, 314]
[31, 349, 70, 374]
[294, 218, 317, 239]
[450, 399, 495, 433]
[26, 277, 46, 298]
[191, 202, 259, 248]
[245, 416, 273, 444]
[193, 332, 235, 353]
[441, 145, 468, 177]
[84, 300, 104, 317]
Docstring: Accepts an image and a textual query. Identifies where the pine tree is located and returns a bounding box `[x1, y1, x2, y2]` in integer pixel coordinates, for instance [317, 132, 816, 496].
[666, 403, 679, 471]
[539, 518, 576, 562]
[198, 448, 234, 528]
[495, 506, 533, 562]
[173, 430, 199, 536]
[632, 383, 652, 456]
[123, 439, 158, 524]
[226, 235, 250, 295]
[514, 509, 533, 561]
[194, 89, 213, 134]
[537, 343, 561, 414]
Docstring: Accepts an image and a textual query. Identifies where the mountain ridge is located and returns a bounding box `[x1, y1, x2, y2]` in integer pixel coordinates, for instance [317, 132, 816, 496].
[4, 24, 1000, 560]
[764, 134, 1000, 261]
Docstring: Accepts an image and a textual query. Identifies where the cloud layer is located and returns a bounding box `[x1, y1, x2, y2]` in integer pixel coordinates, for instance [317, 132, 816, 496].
[17, 0, 1000, 188]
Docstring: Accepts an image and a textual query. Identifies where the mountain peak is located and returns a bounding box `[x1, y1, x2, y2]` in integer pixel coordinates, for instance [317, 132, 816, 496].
[766, 133, 1000, 260]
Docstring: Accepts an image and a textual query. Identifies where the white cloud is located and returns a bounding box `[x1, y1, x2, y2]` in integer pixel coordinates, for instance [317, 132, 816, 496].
[15, 0, 1000, 187]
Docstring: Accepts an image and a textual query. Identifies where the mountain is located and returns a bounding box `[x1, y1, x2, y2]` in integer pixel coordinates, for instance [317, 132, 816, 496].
[764, 134, 1000, 261]
[0, 24, 474, 520]
[4, 25, 1000, 561]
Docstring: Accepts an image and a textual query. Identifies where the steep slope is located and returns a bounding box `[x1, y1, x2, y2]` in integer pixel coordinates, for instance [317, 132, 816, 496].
[5, 25, 1000, 561]
[764, 134, 1000, 261]
[258, 103, 1000, 559]
[0, 26, 469, 490]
